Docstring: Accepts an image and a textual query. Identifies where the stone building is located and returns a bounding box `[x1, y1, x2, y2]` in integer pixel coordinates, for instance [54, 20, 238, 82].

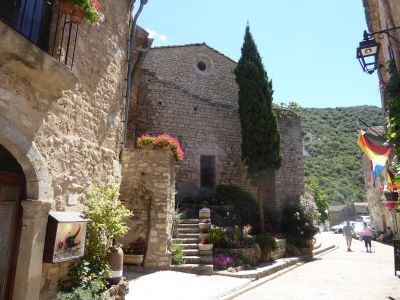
[0, 1, 141, 299]
[128, 43, 305, 220]
[361, 1, 400, 237]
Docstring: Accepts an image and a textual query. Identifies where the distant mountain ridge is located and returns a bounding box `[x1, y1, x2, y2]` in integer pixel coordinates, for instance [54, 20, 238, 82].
[299, 105, 385, 204]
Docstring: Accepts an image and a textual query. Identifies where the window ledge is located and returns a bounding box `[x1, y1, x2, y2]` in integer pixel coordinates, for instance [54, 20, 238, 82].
[0, 21, 78, 94]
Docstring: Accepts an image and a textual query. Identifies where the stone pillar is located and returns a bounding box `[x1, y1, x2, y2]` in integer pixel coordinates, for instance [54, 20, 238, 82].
[120, 146, 177, 268]
[13, 200, 51, 300]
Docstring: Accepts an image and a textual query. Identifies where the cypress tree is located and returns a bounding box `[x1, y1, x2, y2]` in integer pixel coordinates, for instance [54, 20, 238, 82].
[234, 24, 282, 232]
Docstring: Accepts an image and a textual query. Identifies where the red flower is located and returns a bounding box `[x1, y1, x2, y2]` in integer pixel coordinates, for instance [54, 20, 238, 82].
[92, 0, 100, 10]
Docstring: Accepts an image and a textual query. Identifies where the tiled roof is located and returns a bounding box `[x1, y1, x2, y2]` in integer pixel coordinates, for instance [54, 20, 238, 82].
[151, 42, 237, 64]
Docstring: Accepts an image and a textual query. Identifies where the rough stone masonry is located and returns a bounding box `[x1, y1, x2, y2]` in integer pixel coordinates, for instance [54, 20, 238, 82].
[129, 43, 304, 218]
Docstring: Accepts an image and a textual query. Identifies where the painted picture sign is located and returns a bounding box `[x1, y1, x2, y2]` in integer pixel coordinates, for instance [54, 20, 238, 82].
[43, 212, 87, 263]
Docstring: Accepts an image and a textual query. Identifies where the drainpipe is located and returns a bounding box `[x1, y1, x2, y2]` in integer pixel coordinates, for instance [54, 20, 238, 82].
[123, 0, 148, 144]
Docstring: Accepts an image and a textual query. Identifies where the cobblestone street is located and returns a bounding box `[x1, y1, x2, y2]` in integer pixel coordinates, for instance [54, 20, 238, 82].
[235, 232, 400, 300]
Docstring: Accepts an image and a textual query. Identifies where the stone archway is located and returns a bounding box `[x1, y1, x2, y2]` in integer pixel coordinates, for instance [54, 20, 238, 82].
[0, 115, 52, 300]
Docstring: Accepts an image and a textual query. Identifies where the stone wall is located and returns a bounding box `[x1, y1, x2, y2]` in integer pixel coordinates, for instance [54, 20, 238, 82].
[363, 0, 400, 108]
[129, 44, 304, 218]
[0, 1, 132, 299]
[271, 239, 286, 260]
[362, 155, 400, 236]
[273, 110, 305, 219]
[120, 145, 176, 268]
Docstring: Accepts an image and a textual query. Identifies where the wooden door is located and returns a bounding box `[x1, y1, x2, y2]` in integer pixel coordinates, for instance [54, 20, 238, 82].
[0, 171, 24, 300]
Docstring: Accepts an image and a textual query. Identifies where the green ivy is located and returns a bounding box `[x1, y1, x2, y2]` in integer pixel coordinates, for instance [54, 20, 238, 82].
[386, 60, 400, 179]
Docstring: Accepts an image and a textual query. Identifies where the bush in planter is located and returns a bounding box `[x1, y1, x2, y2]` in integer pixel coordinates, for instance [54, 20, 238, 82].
[281, 194, 319, 246]
[171, 243, 184, 264]
[58, 184, 132, 297]
[256, 234, 278, 252]
[210, 225, 256, 249]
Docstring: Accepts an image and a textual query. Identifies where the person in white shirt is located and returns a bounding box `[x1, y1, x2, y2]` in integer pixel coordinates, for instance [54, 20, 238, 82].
[342, 221, 354, 251]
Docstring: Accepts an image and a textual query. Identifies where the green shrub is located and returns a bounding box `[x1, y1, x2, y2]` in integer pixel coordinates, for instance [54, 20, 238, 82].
[281, 195, 319, 241]
[57, 286, 105, 300]
[210, 226, 226, 244]
[171, 243, 184, 265]
[256, 234, 278, 252]
[216, 185, 259, 230]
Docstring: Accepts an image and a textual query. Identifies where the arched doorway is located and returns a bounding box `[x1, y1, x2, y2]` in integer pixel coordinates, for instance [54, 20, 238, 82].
[0, 145, 25, 300]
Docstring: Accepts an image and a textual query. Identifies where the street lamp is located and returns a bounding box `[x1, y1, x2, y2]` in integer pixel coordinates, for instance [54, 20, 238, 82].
[356, 25, 400, 74]
[357, 31, 380, 74]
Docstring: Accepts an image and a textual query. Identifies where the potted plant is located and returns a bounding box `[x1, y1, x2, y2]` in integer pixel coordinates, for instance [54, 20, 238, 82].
[59, 0, 102, 25]
[123, 237, 146, 266]
[83, 184, 132, 285]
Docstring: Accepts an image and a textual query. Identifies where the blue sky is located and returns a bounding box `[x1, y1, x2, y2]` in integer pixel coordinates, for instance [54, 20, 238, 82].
[137, 0, 381, 109]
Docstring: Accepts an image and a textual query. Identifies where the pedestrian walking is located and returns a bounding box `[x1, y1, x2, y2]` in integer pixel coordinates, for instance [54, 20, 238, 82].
[362, 222, 373, 252]
[342, 221, 354, 251]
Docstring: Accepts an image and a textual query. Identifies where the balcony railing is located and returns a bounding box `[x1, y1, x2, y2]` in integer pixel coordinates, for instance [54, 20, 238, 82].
[0, 0, 79, 70]
[0, 0, 54, 52]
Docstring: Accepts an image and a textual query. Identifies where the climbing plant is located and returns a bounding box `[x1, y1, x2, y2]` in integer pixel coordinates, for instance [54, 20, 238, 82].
[386, 60, 400, 178]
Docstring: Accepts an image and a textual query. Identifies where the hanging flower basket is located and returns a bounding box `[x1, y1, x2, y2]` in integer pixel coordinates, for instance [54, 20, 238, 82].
[384, 192, 398, 202]
[385, 201, 397, 210]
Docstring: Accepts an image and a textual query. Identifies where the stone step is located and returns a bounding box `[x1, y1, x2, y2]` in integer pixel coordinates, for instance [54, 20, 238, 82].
[179, 243, 199, 249]
[178, 233, 199, 239]
[177, 223, 199, 229]
[200, 255, 213, 264]
[173, 238, 199, 244]
[183, 256, 201, 264]
[183, 249, 200, 256]
[178, 227, 200, 234]
[181, 219, 200, 224]
[169, 264, 214, 275]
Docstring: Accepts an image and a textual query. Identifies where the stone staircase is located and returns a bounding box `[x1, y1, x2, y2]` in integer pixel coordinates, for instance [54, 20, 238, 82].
[170, 218, 214, 275]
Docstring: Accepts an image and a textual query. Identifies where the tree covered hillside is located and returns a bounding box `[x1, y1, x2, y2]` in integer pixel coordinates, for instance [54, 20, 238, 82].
[294, 105, 384, 204]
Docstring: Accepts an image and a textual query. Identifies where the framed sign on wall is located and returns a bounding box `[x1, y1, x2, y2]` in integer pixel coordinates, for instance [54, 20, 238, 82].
[43, 212, 87, 263]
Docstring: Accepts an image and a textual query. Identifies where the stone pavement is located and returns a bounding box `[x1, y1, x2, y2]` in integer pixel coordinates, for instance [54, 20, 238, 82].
[124, 233, 335, 300]
[232, 232, 400, 300]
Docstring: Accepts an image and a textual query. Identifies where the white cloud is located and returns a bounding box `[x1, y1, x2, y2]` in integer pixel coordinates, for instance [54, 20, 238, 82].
[146, 28, 168, 45]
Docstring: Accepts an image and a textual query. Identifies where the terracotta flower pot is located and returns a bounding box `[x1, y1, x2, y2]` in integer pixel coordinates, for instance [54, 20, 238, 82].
[59, 0, 73, 14]
[108, 247, 123, 285]
[70, 7, 85, 24]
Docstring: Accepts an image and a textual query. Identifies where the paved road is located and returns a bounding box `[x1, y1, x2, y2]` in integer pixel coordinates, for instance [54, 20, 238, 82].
[235, 232, 400, 300]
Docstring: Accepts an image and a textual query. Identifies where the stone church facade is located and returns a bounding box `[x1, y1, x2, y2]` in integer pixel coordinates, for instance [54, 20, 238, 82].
[128, 43, 305, 218]
[0, 1, 136, 299]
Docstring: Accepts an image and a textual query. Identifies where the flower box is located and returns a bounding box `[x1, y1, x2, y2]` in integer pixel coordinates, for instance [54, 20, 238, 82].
[123, 254, 144, 266]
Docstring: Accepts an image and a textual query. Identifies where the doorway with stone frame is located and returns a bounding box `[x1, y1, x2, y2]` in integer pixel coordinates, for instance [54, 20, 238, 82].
[0, 145, 25, 300]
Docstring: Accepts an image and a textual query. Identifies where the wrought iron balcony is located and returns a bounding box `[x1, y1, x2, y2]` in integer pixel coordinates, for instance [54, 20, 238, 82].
[0, 0, 79, 70]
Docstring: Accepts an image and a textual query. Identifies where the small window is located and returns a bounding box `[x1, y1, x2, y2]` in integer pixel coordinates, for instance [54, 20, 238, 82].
[200, 155, 215, 188]
[197, 61, 207, 71]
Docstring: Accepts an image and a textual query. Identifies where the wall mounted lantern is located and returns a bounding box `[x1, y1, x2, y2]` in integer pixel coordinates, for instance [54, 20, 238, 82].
[357, 26, 400, 74]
